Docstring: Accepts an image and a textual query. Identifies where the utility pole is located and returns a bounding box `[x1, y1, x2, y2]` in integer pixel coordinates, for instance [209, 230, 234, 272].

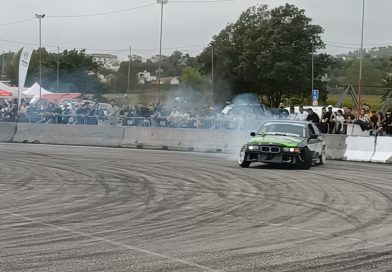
[57, 46, 60, 91]
[35, 14, 45, 100]
[211, 44, 214, 104]
[311, 41, 314, 97]
[1, 50, 4, 81]
[358, 0, 365, 114]
[156, 0, 168, 105]
[127, 45, 132, 99]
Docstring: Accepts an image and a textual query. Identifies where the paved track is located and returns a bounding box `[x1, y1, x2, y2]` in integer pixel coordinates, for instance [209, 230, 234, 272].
[1, 143, 392, 272]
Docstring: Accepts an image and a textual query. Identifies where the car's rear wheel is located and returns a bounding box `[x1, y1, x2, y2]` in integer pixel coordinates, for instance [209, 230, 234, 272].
[300, 148, 312, 169]
[238, 150, 251, 168]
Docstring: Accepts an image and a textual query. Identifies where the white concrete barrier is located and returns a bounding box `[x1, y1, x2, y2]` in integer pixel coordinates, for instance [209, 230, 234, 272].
[371, 136, 392, 163]
[121, 127, 249, 153]
[324, 134, 347, 160]
[1, 122, 390, 163]
[13, 123, 124, 147]
[346, 124, 371, 136]
[0, 122, 17, 142]
[344, 136, 376, 162]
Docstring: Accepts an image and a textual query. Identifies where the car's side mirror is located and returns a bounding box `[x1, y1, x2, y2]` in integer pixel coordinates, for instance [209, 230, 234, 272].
[309, 134, 318, 139]
[250, 132, 256, 137]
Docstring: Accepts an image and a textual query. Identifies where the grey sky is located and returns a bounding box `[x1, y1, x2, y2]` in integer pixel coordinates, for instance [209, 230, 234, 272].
[0, 0, 391, 60]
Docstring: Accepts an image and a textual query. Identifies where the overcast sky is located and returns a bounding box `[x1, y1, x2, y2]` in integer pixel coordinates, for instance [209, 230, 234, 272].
[1, 0, 391, 60]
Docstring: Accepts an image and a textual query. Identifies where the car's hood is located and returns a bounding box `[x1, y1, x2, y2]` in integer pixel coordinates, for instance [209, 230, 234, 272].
[248, 134, 305, 147]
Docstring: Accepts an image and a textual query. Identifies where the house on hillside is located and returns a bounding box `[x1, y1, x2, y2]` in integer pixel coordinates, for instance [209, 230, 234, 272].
[160, 77, 179, 86]
[91, 53, 120, 71]
[137, 71, 157, 84]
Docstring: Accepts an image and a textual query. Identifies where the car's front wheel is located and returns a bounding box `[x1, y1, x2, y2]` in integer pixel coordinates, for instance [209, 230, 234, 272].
[300, 148, 312, 169]
[238, 149, 250, 168]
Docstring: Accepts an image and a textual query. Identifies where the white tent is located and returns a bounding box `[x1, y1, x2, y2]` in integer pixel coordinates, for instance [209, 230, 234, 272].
[22, 82, 52, 97]
[0, 81, 19, 98]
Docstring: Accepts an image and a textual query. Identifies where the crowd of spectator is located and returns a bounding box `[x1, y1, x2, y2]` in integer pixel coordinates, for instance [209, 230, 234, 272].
[275, 103, 392, 136]
[1, 97, 392, 135]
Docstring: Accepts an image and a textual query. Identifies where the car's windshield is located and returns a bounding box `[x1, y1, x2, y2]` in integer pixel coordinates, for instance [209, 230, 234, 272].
[258, 122, 307, 137]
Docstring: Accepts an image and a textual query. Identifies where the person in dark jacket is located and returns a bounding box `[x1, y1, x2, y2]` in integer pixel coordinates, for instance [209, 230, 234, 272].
[306, 108, 320, 124]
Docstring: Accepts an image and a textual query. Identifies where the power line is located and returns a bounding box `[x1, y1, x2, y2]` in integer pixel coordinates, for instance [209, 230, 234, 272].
[326, 40, 392, 46]
[170, 0, 237, 3]
[46, 2, 156, 18]
[0, 17, 36, 28]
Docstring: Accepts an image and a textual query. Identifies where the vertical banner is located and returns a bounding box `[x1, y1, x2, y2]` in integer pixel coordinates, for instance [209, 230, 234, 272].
[18, 47, 32, 110]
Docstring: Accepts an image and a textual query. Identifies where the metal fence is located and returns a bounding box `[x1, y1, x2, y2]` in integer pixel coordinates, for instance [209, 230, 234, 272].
[1, 112, 390, 135]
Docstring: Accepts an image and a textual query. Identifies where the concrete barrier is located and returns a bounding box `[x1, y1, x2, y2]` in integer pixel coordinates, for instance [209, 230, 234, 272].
[344, 136, 376, 162]
[1, 121, 391, 163]
[324, 134, 347, 160]
[371, 136, 392, 163]
[0, 122, 17, 142]
[346, 124, 371, 136]
[120, 127, 249, 153]
[13, 123, 124, 147]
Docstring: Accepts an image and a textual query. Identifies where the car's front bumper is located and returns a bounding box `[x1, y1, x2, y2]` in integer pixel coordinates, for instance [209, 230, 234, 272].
[245, 151, 303, 164]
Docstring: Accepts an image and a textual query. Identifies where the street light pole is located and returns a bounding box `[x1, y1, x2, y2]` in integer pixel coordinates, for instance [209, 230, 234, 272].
[35, 14, 45, 100]
[127, 45, 132, 99]
[311, 41, 314, 98]
[1, 50, 4, 81]
[57, 46, 60, 91]
[156, 0, 167, 105]
[211, 44, 214, 104]
[358, 0, 365, 115]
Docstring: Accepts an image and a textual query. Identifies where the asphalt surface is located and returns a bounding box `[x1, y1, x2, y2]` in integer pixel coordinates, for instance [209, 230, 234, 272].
[1, 143, 392, 272]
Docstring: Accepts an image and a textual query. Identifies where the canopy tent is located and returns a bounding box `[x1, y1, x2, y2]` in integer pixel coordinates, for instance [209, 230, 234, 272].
[30, 93, 81, 105]
[0, 81, 18, 98]
[0, 89, 13, 96]
[22, 82, 52, 97]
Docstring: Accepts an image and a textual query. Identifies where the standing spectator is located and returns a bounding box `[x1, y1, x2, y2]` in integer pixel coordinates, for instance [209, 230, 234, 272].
[342, 107, 355, 134]
[306, 108, 320, 124]
[288, 106, 297, 120]
[19, 101, 29, 122]
[375, 111, 385, 135]
[53, 103, 63, 124]
[320, 107, 329, 133]
[354, 108, 370, 131]
[88, 103, 100, 125]
[331, 109, 344, 134]
[363, 104, 372, 119]
[61, 104, 71, 124]
[369, 110, 378, 133]
[107, 100, 119, 125]
[325, 105, 335, 133]
[295, 105, 308, 121]
[383, 111, 392, 135]
[275, 103, 289, 119]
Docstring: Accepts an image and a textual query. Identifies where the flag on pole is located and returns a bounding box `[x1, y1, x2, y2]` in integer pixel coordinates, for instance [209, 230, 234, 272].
[18, 47, 32, 109]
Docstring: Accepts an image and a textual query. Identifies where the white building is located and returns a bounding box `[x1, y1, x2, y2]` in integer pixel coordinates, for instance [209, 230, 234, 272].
[91, 53, 121, 71]
[137, 71, 157, 84]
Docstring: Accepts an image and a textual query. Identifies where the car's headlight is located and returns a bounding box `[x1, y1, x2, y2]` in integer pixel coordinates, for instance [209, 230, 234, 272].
[248, 145, 259, 151]
[283, 147, 301, 153]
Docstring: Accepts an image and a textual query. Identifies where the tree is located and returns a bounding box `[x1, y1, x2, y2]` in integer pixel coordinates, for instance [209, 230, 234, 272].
[198, 4, 329, 107]
[180, 67, 205, 91]
[6, 48, 100, 94]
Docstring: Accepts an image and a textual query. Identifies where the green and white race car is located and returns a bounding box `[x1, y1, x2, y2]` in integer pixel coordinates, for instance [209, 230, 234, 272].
[238, 120, 326, 169]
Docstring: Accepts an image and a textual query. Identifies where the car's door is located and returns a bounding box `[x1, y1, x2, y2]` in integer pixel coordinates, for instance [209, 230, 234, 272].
[307, 123, 324, 159]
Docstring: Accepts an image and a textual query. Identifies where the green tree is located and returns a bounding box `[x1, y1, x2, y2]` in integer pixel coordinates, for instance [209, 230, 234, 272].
[6, 48, 100, 94]
[198, 4, 329, 107]
[180, 67, 205, 91]
[342, 58, 384, 87]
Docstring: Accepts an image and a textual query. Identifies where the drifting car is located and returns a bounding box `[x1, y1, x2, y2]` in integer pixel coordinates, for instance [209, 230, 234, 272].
[238, 120, 326, 169]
